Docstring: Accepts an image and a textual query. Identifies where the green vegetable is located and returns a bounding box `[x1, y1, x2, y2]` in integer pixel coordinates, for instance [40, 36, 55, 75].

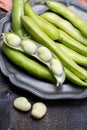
[3, 32, 66, 86]
[2, 42, 56, 83]
[12, 0, 25, 36]
[58, 29, 87, 57]
[24, 1, 59, 40]
[21, 16, 87, 80]
[58, 44, 87, 65]
[64, 67, 87, 86]
[46, 1, 87, 37]
[41, 12, 87, 46]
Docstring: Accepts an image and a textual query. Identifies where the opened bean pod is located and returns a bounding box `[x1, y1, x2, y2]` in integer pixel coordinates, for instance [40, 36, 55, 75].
[2, 32, 65, 86]
[2, 42, 56, 83]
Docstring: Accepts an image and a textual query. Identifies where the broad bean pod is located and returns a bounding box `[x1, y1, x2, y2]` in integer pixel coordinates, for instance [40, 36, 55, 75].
[2, 42, 56, 83]
[3, 32, 65, 86]
[64, 67, 87, 87]
[58, 44, 87, 65]
[58, 29, 87, 57]
[12, 0, 25, 36]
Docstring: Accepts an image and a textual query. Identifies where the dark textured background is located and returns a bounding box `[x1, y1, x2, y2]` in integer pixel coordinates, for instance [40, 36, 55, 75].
[1, 8, 87, 130]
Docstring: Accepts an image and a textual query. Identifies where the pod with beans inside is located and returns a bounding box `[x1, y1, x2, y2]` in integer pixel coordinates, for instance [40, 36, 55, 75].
[2, 32, 66, 86]
[2, 42, 56, 84]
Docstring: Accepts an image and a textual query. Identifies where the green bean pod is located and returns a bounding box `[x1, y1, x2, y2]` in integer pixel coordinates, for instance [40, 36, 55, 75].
[24, 1, 59, 40]
[21, 16, 87, 80]
[64, 67, 87, 87]
[58, 44, 87, 65]
[2, 32, 66, 86]
[2, 42, 56, 83]
[58, 29, 87, 57]
[41, 12, 87, 46]
[46, 1, 87, 37]
[12, 0, 25, 36]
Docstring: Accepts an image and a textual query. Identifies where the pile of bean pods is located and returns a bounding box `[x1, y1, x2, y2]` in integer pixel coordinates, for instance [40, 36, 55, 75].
[2, 0, 87, 87]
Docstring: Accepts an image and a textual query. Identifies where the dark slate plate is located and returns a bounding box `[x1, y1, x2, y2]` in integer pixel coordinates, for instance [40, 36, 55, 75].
[0, 0, 87, 100]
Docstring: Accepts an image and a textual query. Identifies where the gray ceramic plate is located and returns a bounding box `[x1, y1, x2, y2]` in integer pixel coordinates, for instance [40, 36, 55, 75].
[0, 0, 87, 100]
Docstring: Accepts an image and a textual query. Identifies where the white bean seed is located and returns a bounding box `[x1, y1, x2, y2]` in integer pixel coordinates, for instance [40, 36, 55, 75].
[50, 58, 63, 76]
[5, 33, 21, 47]
[13, 97, 31, 112]
[38, 46, 52, 62]
[31, 102, 47, 119]
[21, 39, 37, 54]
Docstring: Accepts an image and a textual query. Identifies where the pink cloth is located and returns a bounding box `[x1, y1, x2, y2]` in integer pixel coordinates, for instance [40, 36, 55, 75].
[0, 0, 27, 11]
[0, 0, 12, 11]
[77, 0, 87, 5]
[0, 0, 87, 11]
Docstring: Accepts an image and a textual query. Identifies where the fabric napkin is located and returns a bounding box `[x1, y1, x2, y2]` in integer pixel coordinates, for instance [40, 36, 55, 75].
[0, 0, 87, 11]
[0, 0, 12, 11]
[78, 0, 87, 5]
[0, 0, 27, 11]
